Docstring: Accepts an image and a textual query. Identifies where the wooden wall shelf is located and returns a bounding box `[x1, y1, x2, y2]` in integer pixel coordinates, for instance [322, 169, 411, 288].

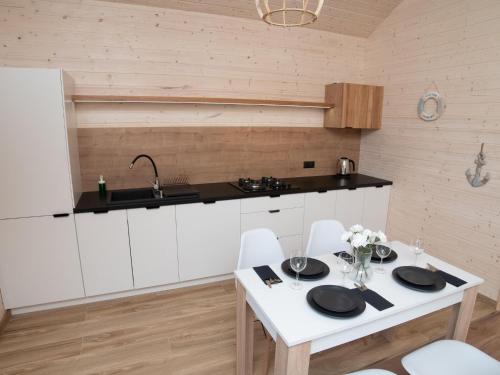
[72, 95, 334, 109]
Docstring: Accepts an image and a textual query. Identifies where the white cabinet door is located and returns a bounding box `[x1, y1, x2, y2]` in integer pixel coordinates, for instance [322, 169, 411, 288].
[176, 200, 240, 281]
[127, 206, 179, 289]
[0, 215, 84, 308]
[336, 189, 365, 230]
[75, 211, 133, 296]
[302, 191, 337, 249]
[0, 68, 74, 219]
[363, 186, 391, 232]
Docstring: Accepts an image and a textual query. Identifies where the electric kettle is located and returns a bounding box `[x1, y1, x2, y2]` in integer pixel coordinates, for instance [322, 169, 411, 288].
[337, 157, 355, 176]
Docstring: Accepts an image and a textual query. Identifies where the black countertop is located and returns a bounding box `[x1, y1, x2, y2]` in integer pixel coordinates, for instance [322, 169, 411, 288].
[74, 173, 392, 214]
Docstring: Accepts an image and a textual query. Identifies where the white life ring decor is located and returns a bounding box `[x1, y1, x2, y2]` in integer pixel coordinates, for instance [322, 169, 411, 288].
[417, 91, 445, 121]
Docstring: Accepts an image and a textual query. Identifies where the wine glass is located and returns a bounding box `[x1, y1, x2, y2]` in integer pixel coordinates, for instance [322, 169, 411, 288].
[339, 252, 353, 286]
[289, 250, 307, 290]
[413, 238, 424, 266]
[375, 242, 392, 274]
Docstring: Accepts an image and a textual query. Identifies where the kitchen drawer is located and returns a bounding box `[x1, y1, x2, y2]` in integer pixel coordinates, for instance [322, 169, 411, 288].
[241, 194, 304, 214]
[241, 207, 304, 238]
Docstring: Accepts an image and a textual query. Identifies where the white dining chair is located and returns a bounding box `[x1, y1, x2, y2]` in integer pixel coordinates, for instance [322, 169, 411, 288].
[237, 228, 285, 269]
[237, 228, 285, 375]
[402, 339, 500, 375]
[306, 219, 351, 257]
[346, 370, 396, 375]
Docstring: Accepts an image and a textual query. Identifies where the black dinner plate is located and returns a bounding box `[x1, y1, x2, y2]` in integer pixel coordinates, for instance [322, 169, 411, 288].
[395, 266, 437, 286]
[312, 286, 356, 313]
[392, 267, 446, 292]
[307, 285, 366, 318]
[371, 249, 398, 263]
[281, 258, 330, 281]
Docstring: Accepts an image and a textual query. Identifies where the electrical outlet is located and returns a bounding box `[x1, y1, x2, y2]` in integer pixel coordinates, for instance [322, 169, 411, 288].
[304, 161, 315, 169]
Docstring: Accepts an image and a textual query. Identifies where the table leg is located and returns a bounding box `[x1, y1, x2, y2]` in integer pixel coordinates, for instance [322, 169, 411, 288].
[236, 279, 254, 375]
[446, 286, 478, 341]
[274, 336, 311, 375]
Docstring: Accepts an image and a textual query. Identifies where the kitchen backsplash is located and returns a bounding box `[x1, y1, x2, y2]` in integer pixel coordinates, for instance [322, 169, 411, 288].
[78, 127, 361, 191]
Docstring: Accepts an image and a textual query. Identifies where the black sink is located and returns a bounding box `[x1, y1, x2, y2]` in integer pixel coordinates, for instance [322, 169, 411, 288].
[108, 188, 158, 204]
[106, 186, 200, 206]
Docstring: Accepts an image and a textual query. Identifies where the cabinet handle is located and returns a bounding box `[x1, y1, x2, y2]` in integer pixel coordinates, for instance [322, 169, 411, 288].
[93, 210, 109, 214]
[376, 185, 384, 188]
[318, 189, 327, 193]
[270, 194, 281, 198]
[53, 213, 70, 218]
[203, 200, 216, 204]
[269, 209, 280, 214]
[146, 206, 160, 209]
[348, 187, 357, 191]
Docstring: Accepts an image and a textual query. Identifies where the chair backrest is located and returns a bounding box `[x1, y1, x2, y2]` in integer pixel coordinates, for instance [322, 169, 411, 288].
[306, 219, 350, 257]
[237, 228, 285, 270]
[402, 339, 500, 375]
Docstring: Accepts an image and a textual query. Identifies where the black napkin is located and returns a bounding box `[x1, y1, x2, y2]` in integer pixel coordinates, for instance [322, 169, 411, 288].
[352, 288, 394, 311]
[436, 270, 467, 287]
[334, 251, 354, 262]
[253, 266, 282, 286]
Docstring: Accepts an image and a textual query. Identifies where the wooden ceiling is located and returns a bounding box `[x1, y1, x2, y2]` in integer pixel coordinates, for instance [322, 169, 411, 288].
[101, 0, 403, 38]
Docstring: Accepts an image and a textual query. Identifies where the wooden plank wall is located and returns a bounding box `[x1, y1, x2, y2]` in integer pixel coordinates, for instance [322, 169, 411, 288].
[0, 0, 365, 188]
[100, 0, 403, 38]
[0, 0, 366, 128]
[360, 0, 500, 299]
[78, 127, 360, 190]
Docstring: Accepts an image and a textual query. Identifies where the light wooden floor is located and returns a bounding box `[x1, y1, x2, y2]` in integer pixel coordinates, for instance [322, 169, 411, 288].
[0, 280, 498, 375]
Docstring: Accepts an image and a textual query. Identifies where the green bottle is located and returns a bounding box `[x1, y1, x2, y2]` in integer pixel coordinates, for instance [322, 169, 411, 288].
[98, 175, 107, 197]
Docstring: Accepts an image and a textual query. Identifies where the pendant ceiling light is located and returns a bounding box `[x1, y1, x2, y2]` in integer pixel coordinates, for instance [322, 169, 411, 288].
[255, 0, 324, 27]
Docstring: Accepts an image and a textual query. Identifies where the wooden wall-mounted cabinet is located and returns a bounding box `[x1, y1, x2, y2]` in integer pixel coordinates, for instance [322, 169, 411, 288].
[324, 83, 384, 129]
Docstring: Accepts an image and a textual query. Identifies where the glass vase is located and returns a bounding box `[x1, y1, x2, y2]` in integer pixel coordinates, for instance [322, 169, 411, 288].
[349, 246, 373, 283]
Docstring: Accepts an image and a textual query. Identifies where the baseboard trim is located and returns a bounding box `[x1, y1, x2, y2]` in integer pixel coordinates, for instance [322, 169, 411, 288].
[12, 274, 234, 315]
[0, 309, 11, 334]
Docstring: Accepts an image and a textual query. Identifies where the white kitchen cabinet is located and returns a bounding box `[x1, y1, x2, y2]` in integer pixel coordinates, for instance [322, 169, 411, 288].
[0, 215, 84, 308]
[335, 188, 365, 230]
[302, 191, 337, 249]
[176, 200, 240, 281]
[127, 206, 179, 289]
[362, 186, 391, 232]
[75, 211, 133, 296]
[0, 68, 81, 219]
[240, 194, 305, 255]
[241, 207, 304, 239]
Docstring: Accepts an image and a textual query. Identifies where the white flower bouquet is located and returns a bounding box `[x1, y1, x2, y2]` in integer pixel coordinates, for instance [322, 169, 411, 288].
[341, 224, 387, 282]
[341, 224, 387, 250]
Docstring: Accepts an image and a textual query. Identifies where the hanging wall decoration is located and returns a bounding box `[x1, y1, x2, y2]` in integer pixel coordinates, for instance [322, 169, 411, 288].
[466, 143, 490, 188]
[417, 82, 446, 121]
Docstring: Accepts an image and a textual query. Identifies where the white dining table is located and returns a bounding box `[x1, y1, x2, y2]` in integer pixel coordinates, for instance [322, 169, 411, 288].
[234, 241, 484, 375]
